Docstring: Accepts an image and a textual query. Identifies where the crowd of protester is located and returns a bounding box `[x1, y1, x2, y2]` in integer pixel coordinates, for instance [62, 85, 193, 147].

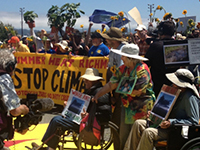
[0, 20, 200, 150]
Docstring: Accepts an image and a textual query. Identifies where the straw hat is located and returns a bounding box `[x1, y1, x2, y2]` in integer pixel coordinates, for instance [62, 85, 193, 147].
[80, 68, 104, 81]
[100, 27, 126, 41]
[111, 44, 148, 61]
[166, 69, 199, 98]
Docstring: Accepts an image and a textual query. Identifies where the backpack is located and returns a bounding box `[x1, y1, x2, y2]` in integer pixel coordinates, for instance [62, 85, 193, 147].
[79, 102, 101, 146]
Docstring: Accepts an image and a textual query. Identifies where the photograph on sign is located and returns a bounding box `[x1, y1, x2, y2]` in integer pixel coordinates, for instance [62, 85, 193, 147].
[148, 85, 181, 128]
[163, 43, 189, 65]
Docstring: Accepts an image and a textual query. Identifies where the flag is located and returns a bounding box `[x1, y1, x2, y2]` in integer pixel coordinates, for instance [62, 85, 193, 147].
[89, 9, 130, 28]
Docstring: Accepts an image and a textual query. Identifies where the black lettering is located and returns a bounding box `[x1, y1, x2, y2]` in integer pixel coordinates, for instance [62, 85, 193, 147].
[70, 71, 81, 91]
[59, 70, 65, 92]
[42, 69, 48, 90]
[52, 70, 59, 92]
[65, 71, 71, 93]
[34, 68, 41, 89]
[14, 68, 22, 88]
[23, 68, 33, 89]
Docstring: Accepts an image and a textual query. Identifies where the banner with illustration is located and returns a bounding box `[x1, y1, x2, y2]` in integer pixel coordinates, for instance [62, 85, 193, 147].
[13, 52, 108, 105]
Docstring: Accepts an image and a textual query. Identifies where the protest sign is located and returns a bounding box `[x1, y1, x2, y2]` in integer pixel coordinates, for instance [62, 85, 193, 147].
[128, 7, 143, 25]
[62, 89, 91, 124]
[13, 52, 108, 105]
[148, 85, 181, 128]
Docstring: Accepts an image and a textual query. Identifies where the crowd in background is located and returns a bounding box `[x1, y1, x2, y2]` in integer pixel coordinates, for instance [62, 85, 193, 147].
[0, 20, 200, 150]
[1, 21, 199, 58]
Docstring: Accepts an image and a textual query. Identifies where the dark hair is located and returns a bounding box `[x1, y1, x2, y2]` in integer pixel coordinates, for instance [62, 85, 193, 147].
[74, 30, 82, 37]
[91, 32, 102, 39]
[157, 21, 175, 36]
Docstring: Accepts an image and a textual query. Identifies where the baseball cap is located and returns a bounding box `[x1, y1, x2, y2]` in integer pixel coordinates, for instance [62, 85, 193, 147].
[8, 36, 20, 43]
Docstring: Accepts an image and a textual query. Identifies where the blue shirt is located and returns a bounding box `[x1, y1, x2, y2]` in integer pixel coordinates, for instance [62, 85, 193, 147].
[39, 48, 56, 54]
[88, 43, 109, 57]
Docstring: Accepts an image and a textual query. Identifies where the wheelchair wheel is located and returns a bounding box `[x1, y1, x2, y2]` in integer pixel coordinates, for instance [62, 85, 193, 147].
[181, 137, 200, 150]
[77, 121, 119, 150]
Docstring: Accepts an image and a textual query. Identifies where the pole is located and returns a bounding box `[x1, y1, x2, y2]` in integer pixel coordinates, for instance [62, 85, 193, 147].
[148, 4, 154, 22]
[20, 8, 25, 36]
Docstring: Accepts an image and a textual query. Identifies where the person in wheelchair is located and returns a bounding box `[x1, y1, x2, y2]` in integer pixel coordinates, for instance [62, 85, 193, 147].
[33, 68, 111, 150]
[123, 68, 200, 150]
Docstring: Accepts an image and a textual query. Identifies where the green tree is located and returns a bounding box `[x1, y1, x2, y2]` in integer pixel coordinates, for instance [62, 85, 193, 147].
[47, 2, 85, 37]
[0, 21, 17, 41]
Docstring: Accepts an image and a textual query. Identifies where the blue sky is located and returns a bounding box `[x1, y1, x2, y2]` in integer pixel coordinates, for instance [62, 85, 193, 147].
[0, 0, 200, 32]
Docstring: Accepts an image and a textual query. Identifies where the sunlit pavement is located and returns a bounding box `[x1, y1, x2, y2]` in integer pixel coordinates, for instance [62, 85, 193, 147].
[5, 111, 114, 150]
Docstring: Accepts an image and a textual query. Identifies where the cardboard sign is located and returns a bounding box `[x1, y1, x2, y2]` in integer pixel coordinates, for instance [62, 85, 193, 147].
[128, 7, 143, 25]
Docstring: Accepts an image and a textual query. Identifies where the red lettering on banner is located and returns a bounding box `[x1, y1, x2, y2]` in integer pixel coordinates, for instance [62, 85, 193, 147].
[29, 56, 35, 64]
[100, 59, 108, 69]
[21, 57, 28, 64]
[55, 58, 61, 66]
[36, 56, 41, 64]
[86, 59, 89, 68]
[17, 56, 46, 64]
[78, 59, 108, 69]
[49, 57, 56, 65]
[61, 95, 69, 101]
[60, 59, 67, 67]
[95, 59, 100, 69]
[41, 57, 45, 64]
[60, 59, 74, 67]
[49, 57, 74, 67]
[79, 59, 84, 68]
[89, 59, 94, 68]
[68, 59, 74, 67]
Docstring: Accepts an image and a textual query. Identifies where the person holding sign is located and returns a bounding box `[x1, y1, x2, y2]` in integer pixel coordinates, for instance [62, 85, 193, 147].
[92, 44, 155, 150]
[124, 69, 199, 150]
[32, 68, 111, 150]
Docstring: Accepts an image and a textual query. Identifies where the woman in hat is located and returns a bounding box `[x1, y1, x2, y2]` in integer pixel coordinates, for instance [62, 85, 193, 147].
[125, 68, 199, 150]
[33, 68, 111, 150]
[93, 43, 155, 150]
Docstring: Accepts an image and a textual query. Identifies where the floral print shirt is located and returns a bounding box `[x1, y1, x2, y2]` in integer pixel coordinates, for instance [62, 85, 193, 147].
[110, 62, 155, 124]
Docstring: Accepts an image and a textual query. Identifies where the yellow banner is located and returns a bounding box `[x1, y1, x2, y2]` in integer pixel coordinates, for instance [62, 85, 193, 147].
[13, 52, 108, 105]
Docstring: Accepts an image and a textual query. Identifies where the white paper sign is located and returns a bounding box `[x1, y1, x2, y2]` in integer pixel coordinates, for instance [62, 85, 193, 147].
[188, 38, 200, 64]
[62, 89, 91, 125]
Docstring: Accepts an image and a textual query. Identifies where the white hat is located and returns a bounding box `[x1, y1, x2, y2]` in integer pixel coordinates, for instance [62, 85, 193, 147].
[166, 69, 199, 98]
[135, 24, 147, 31]
[111, 44, 148, 61]
[80, 68, 104, 81]
[176, 33, 186, 40]
[55, 40, 69, 50]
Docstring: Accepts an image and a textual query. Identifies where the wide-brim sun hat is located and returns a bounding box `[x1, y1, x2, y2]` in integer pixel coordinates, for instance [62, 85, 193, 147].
[111, 44, 148, 61]
[166, 68, 200, 98]
[55, 40, 69, 50]
[55, 40, 71, 53]
[100, 27, 126, 42]
[80, 68, 104, 81]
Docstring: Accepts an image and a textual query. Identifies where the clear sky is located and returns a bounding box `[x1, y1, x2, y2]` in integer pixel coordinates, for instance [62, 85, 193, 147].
[0, 0, 200, 32]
